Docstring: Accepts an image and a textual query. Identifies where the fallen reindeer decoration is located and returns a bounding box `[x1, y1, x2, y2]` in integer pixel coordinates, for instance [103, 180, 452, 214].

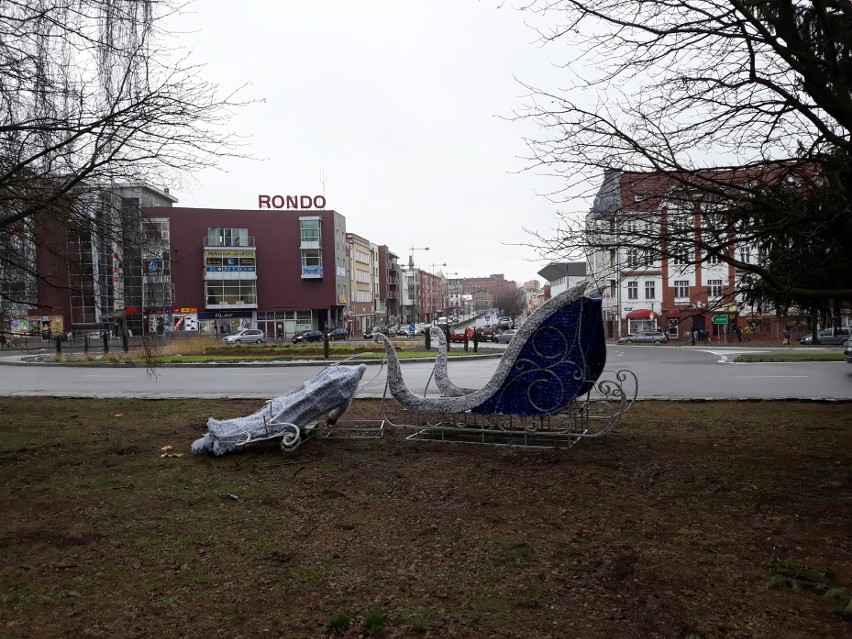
[374, 282, 638, 448]
[192, 363, 367, 455]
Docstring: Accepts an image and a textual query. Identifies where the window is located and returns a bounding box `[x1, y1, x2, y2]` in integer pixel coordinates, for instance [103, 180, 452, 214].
[708, 279, 723, 297]
[704, 252, 720, 265]
[627, 281, 638, 300]
[669, 212, 691, 233]
[627, 248, 641, 268]
[301, 248, 322, 267]
[205, 280, 257, 305]
[670, 245, 689, 265]
[645, 281, 655, 299]
[624, 219, 643, 234]
[738, 246, 752, 264]
[674, 280, 689, 299]
[207, 227, 248, 247]
[300, 218, 321, 243]
[144, 219, 170, 245]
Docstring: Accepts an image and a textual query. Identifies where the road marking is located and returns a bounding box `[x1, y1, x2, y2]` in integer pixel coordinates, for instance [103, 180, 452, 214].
[85, 374, 134, 378]
[695, 349, 770, 363]
[735, 375, 808, 379]
[232, 372, 288, 376]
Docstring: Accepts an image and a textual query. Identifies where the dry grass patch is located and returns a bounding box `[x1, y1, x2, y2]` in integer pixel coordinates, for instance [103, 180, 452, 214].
[0, 399, 849, 638]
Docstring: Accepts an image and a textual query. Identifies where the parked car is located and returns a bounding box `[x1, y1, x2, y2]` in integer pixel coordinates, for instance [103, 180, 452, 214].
[476, 327, 498, 342]
[394, 326, 411, 337]
[495, 329, 518, 344]
[798, 327, 850, 345]
[291, 329, 324, 343]
[845, 342, 852, 364]
[364, 325, 389, 339]
[327, 327, 349, 341]
[617, 330, 669, 344]
[223, 328, 265, 345]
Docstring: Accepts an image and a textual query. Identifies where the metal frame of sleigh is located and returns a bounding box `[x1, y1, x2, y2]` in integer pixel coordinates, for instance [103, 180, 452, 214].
[192, 283, 637, 456]
[373, 282, 638, 449]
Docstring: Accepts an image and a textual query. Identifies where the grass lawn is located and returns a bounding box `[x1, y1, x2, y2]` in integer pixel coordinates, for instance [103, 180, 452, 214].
[0, 398, 850, 638]
[47, 340, 498, 365]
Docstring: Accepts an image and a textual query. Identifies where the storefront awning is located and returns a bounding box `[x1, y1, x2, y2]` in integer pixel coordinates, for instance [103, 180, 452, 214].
[666, 309, 681, 319]
[626, 309, 654, 320]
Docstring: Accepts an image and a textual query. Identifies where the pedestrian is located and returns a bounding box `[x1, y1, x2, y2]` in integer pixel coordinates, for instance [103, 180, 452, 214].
[782, 327, 790, 345]
[735, 326, 743, 342]
[0, 333, 6, 348]
[691, 329, 698, 345]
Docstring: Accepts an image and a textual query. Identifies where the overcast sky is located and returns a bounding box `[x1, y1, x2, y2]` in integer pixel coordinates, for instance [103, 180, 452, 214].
[168, 2, 575, 285]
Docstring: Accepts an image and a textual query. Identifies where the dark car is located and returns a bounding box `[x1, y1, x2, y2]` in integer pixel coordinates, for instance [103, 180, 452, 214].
[617, 330, 669, 344]
[291, 329, 324, 343]
[364, 325, 390, 339]
[476, 327, 497, 342]
[798, 327, 850, 345]
[327, 327, 349, 341]
[845, 343, 852, 364]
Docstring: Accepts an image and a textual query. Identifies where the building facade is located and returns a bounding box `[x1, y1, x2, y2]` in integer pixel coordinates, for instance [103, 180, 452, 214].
[376, 245, 400, 324]
[142, 204, 349, 338]
[1, 184, 179, 339]
[345, 232, 377, 335]
[587, 170, 755, 341]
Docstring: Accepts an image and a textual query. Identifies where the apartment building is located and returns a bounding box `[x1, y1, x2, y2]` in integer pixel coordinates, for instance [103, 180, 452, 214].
[586, 169, 752, 340]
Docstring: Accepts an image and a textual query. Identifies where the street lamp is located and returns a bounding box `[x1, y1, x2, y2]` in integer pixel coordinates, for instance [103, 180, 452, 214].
[408, 246, 429, 269]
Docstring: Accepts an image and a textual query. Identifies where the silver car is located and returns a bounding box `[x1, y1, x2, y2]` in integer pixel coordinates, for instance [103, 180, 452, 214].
[798, 328, 850, 345]
[617, 330, 669, 344]
[223, 328, 265, 345]
[495, 329, 517, 344]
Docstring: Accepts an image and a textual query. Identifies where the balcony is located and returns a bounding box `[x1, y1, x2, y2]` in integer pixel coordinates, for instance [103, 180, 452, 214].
[301, 265, 324, 279]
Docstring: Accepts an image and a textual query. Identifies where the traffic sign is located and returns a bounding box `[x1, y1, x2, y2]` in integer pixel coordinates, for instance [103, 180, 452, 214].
[712, 314, 729, 324]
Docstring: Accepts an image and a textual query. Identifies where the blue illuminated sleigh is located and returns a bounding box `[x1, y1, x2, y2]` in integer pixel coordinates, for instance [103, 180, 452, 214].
[374, 283, 637, 448]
